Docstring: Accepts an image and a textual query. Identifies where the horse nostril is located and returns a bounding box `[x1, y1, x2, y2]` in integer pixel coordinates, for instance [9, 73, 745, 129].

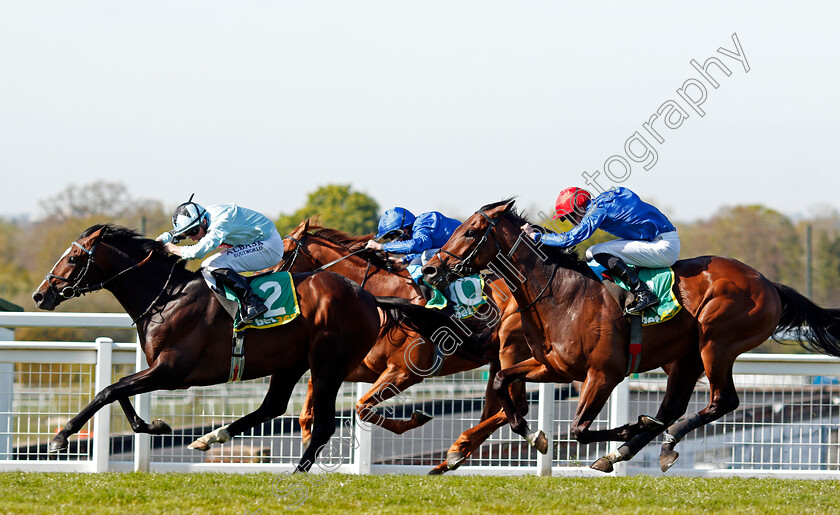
[422, 266, 437, 278]
[32, 291, 43, 303]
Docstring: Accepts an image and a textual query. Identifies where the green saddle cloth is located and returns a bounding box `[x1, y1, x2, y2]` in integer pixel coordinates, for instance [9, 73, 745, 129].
[424, 274, 488, 319]
[222, 271, 301, 331]
[612, 266, 681, 325]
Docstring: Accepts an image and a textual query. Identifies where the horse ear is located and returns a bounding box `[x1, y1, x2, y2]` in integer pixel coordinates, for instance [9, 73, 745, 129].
[302, 218, 310, 232]
[86, 226, 106, 242]
[502, 199, 516, 214]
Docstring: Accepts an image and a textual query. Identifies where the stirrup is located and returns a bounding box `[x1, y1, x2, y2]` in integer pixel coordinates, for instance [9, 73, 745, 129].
[243, 303, 268, 321]
[625, 292, 658, 315]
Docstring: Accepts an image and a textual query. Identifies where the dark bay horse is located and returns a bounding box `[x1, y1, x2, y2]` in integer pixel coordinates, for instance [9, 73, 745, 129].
[278, 219, 533, 474]
[422, 200, 840, 472]
[32, 224, 446, 472]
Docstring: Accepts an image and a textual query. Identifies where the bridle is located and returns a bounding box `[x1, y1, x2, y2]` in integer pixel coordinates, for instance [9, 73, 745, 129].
[435, 207, 558, 312]
[281, 233, 377, 288]
[44, 231, 155, 300]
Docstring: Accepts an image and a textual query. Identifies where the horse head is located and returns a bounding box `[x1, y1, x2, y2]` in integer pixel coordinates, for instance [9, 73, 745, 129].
[423, 199, 517, 290]
[33, 224, 165, 311]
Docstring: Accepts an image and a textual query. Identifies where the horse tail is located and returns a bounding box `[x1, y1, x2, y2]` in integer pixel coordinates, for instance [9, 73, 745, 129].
[773, 282, 840, 357]
[372, 296, 492, 361]
[374, 296, 453, 339]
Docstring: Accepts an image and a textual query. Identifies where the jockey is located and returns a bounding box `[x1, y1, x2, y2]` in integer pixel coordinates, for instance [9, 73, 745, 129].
[365, 207, 461, 292]
[522, 187, 680, 315]
[156, 195, 285, 325]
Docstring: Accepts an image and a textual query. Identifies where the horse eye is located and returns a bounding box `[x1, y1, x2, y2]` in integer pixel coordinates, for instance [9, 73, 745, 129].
[465, 229, 477, 238]
[67, 256, 77, 265]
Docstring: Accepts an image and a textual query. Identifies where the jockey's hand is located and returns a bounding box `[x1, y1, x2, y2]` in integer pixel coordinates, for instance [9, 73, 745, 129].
[365, 240, 383, 251]
[163, 242, 182, 256]
[388, 255, 404, 264]
[521, 223, 539, 241]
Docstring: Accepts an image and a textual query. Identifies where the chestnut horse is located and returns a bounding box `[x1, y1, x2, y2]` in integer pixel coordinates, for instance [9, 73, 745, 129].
[32, 224, 449, 472]
[278, 219, 533, 474]
[423, 200, 840, 472]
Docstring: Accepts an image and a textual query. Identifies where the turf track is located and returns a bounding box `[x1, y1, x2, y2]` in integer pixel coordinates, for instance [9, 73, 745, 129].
[2, 472, 840, 514]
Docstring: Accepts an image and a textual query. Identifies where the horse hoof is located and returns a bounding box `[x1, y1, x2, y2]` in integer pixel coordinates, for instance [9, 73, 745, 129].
[639, 415, 666, 429]
[591, 457, 614, 473]
[149, 419, 172, 434]
[427, 467, 446, 476]
[446, 452, 466, 470]
[48, 437, 68, 453]
[525, 430, 548, 454]
[187, 440, 210, 452]
[412, 410, 434, 426]
[660, 450, 679, 472]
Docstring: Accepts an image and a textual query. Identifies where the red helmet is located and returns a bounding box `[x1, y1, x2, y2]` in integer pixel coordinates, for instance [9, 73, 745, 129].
[553, 187, 592, 219]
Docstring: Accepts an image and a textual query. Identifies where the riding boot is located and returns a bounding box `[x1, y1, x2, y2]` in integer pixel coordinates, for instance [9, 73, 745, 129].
[211, 268, 268, 324]
[594, 254, 658, 315]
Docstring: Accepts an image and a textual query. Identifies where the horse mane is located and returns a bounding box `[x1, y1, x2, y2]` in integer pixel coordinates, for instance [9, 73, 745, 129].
[478, 199, 592, 273]
[81, 224, 188, 270]
[308, 225, 372, 252]
[307, 224, 406, 272]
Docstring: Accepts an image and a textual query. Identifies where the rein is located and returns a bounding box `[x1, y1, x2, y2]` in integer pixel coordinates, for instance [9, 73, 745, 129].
[132, 260, 178, 325]
[282, 233, 381, 289]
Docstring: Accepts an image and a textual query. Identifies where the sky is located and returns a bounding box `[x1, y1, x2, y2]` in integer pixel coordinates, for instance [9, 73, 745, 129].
[2, 1, 839, 224]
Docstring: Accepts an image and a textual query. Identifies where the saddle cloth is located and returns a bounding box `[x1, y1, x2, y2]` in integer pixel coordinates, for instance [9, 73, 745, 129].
[588, 261, 682, 325]
[423, 274, 488, 319]
[221, 271, 301, 331]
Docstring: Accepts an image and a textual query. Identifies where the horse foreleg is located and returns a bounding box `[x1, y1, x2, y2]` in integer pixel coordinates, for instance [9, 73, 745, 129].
[191, 368, 306, 452]
[354, 365, 429, 435]
[492, 358, 569, 454]
[429, 360, 526, 475]
[51, 363, 176, 452]
[428, 409, 509, 475]
[567, 368, 624, 448]
[296, 376, 343, 473]
[118, 397, 172, 435]
[298, 377, 315, 448]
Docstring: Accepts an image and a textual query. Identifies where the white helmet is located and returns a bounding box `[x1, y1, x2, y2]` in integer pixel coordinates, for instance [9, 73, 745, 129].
[170, 194, 208, 239]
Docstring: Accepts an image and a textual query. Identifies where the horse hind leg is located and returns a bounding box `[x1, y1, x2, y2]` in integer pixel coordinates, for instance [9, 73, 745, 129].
[659, 344, 746, 472]
[591, 355, 704, 473]
[190, 367, 305, 452]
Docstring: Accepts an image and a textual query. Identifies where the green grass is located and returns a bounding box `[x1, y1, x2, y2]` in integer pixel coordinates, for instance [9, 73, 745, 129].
[1, 472, 840, 514]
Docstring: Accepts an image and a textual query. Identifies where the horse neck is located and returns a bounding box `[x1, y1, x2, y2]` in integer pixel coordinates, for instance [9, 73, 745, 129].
[101, 251, 186, 323]
[492, 220, 594, 312]
[308, 238, 418, 297]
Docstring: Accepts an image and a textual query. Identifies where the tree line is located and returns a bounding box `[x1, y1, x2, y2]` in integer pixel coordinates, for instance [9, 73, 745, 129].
[3, 181, 839, 346]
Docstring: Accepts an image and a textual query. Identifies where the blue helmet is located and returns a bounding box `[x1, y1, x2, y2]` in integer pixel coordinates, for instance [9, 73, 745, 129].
[376, 207, 415, 239]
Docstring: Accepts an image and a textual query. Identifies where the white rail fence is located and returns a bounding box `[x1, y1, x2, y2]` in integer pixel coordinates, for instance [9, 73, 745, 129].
[1, 312, 839, 477]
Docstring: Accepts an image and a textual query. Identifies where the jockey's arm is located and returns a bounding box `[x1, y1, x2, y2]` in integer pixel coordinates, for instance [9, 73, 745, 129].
[538, 207, 606, 248]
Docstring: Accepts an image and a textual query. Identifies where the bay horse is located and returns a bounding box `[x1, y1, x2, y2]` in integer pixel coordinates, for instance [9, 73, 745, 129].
[422, 200, 840, 472]
[278, 219, 533, 474]
[32, 224, 449, 472]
